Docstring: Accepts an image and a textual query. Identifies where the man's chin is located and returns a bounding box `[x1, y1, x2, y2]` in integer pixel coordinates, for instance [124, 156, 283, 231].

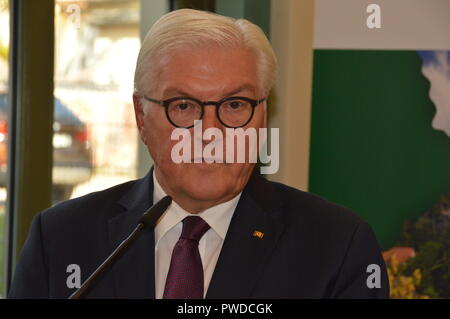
[183, 186, 236, 206]
[180, 175, 237, 203]
[157, 162, 250, 206]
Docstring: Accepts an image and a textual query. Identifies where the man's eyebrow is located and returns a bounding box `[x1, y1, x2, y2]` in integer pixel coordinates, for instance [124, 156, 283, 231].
[161, 84, 256, 99]
[161, 87, 191, 97]
[222, 84, 256, 98]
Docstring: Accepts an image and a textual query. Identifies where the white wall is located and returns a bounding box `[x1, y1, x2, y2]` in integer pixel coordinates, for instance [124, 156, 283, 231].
[269, 0, 315, 191]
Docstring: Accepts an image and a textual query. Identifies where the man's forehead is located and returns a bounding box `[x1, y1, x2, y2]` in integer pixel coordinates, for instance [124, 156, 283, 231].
[154, 45, 256, 73]
[149, 46, 261, 96]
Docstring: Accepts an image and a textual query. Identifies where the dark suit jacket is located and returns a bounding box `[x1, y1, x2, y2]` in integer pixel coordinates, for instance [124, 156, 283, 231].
[8, 169, 389, 298]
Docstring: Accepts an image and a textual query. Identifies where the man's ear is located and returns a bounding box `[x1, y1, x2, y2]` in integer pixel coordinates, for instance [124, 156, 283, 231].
[132, 92, 147, 145]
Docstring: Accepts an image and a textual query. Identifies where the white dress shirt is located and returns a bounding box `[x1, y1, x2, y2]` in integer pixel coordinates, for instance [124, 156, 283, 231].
[153, 172, 241, 299]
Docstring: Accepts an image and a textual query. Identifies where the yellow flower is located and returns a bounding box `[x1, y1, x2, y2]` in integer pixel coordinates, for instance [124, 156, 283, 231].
[385, 255, 429, 299]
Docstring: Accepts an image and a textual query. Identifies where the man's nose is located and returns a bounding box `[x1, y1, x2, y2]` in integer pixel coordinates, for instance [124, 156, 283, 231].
[201, 105, 223, 130]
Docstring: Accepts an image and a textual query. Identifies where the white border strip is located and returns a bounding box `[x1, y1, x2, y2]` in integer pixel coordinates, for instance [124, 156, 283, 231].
[314, 0, 450, 50]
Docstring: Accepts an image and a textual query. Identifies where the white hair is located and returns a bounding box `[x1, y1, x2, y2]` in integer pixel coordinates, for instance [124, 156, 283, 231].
[134, 9, 277, 96]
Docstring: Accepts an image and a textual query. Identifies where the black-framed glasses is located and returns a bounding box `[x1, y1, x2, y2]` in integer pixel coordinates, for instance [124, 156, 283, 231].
[143, 95, 267, 128]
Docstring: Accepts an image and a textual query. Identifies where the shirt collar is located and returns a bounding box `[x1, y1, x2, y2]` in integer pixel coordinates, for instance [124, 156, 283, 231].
[153, 170, 241, 244]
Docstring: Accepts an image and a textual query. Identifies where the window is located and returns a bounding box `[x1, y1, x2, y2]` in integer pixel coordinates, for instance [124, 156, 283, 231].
[53, 0, 141, 202]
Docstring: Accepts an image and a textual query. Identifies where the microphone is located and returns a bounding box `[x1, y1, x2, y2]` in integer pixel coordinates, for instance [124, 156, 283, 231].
[68, 195, 172, 299]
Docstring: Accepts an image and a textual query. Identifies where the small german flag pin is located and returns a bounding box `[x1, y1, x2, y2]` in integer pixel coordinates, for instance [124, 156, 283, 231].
[253, 230, 264, 239]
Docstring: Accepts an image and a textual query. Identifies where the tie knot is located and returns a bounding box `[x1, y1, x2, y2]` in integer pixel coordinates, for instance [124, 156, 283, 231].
[180, 216, 210, 242]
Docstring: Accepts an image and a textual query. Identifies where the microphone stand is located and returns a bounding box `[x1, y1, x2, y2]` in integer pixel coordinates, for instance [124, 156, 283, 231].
[69, 196, 172, 299]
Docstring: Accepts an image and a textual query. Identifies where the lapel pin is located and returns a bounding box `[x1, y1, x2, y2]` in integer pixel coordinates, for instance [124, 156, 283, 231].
[253, 230, 264, 239]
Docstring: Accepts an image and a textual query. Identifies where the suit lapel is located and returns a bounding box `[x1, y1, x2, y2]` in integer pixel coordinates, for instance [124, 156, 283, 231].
[107, 170, 155, 298]
[206, 172, 285, 298]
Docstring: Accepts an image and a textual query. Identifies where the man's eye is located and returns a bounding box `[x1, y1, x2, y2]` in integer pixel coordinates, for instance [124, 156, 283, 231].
[175, 103, 191, 110]
[227, 101, 244, 109]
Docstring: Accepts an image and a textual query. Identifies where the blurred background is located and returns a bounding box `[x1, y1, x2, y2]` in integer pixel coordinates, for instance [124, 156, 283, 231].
[0, 0, 449, 298]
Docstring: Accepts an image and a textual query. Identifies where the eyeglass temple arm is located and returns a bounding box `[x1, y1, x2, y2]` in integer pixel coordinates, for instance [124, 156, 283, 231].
[257, 97, 267, 105]
[143, 95, 164, 105]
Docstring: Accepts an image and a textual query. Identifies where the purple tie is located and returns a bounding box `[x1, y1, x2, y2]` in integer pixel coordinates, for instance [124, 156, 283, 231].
[163, 216, 210, 299]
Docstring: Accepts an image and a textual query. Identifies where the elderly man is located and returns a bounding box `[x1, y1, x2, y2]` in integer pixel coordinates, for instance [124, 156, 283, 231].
[9, 9, 389, 299]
